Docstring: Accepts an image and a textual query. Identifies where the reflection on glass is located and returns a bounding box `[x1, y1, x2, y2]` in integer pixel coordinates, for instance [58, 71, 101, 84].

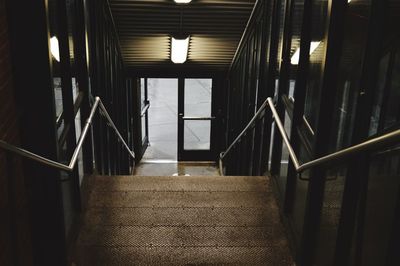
[303, 0, 328, 129]
[74, 110, 84, 184]
[49, 0, 64, 126]
[369, 54, 390, 135]
[278, 110, 293, 197]
[50, 36, 60, 62]
[276, 0, 304, 197]
[383, 52, 400, 129]
[66, 0, 80, 102]
[361, 149, 400, 265]
[291, 41, 321, 65]
[329, 0, 372, 149]
[141, 115, 146, 142]
[184, 120, 211, 150]
[184, 79, 212, 117]
[140, 78, 146, 109]
[276, 0, 287, 70]
[54, 77, 63, 119]
[72, 77, 79, 101]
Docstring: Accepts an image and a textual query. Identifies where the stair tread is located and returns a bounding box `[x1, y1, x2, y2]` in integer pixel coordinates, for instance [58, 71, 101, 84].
[78, 225, 287, 247]
[88, 190, 275, 208]
[89, 175, 270, 192]
[75, 175, 293, 265]
[83, 206, 279, 226]
[76, 246, 293, 266]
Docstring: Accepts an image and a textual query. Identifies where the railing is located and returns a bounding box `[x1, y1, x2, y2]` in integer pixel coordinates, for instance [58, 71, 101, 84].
[0, 96, 135, 172]
[219, 97, 400, 176]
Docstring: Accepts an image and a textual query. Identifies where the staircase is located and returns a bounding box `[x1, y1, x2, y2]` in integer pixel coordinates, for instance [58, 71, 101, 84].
[74, 175, 293, 265]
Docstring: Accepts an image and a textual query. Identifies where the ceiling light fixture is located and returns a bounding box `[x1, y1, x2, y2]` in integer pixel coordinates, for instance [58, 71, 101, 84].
[291, 41, 321, 65]
[171, 36, 190, 64]
[174, 0, 192, 3]
[50, 36, 60, 62]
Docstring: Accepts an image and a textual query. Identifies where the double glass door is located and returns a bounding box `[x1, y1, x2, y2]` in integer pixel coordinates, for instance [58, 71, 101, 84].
[138, 78, 216, 161]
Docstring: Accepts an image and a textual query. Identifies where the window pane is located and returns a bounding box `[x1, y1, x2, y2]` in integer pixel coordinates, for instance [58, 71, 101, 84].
[184, 79, 212, 117]
[184, 120, 211, 150]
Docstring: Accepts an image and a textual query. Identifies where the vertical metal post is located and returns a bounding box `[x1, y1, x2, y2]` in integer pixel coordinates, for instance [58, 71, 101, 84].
[6, 152, 18, 266]
[6, 0, 67, 264]
[284, 0, 313, 214]
[74, 0, 94, 175]
[298, 0, 348, 264]
[177, 78, 185, 161]
[270, 0, 293, 176]
[57, 0, 82, 210]
[334, 0, 386, 264]
[252, 20, 267, 175]
[259, 0, 280, 174]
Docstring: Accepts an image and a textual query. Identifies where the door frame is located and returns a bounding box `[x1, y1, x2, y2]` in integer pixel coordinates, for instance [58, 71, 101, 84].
[177, 78, 217, 161]
[133, 78, 150, 162]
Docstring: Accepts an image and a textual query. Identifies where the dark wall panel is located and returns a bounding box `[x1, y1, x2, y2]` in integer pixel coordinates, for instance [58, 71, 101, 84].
[0, 0, 33, 264]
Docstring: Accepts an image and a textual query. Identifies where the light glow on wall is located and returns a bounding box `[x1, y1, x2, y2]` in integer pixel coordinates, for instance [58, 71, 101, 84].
[50, 36, 60, 62]
[171, 36, 190, 64]
[291, 41, 321, 65]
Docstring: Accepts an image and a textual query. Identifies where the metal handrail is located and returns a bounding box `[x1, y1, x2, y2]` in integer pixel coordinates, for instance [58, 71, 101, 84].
[230, 0, 260, 71]
[220, 99, 269, 161]
[182, 116, 216, 120]
[219, 97, 400, 175]
[0, 96, 135, 172]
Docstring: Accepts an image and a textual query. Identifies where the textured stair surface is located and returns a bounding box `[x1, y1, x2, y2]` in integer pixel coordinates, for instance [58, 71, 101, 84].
[75, 175, 293, 265]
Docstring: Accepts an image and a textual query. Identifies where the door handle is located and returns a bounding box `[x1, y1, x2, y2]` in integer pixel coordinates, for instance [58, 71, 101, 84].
[182, 116, 216, 120]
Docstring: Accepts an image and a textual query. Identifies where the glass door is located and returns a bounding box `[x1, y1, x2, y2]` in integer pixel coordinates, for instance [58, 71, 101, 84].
[178, 78, 216, 161]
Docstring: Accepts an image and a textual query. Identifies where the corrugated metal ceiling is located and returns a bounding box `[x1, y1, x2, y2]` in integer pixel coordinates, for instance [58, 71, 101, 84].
[109, 0, 256, 73]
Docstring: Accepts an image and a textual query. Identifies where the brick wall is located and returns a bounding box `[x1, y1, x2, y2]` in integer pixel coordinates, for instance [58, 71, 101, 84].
[0, 0, 33, 264]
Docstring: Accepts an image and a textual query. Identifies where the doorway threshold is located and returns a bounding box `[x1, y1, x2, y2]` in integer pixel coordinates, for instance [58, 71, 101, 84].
[140, 159, 216, 165]
[134, 160, 219, 176]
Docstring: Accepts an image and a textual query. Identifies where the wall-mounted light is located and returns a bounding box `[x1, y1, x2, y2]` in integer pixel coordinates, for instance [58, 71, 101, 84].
[291, 41, 321, 65]
[50, 36, 60, 62]
[171, 36, 190, 64]
[174, 0, 192, 3]
[348, 0, 352, 3]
